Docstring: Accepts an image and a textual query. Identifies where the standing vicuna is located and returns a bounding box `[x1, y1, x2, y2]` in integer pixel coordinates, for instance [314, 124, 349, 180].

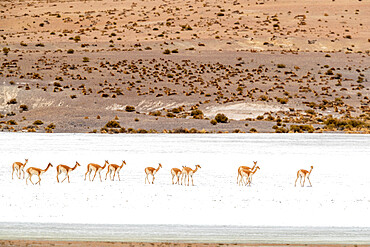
[12, 159, 28, 179]
[171, 167, 182, 185]
[295, 166, 313, 187]
[238, 166, 260, 186]
[181, 165, 201, 186]
[26, 163, 53, 185]
[105, 160, 126, 181]
[237, 161, 257, 184]
[145, 163, 162, 184]
[56, 161, 81, 183]
[84, 160, 109, 182]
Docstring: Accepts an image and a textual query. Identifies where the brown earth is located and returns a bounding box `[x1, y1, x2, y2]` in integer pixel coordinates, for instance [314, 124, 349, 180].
[0, 0, 369, 133]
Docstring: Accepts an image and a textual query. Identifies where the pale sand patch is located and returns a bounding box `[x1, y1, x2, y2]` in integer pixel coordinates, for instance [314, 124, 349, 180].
[203, 102, 290, 120]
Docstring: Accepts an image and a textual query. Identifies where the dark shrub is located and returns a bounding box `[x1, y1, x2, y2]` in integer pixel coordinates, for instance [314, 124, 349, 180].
[125, 105, 135, 112]
[33, 120, 44, 125]
[105, 120, 121, 128]
[19, 105, 28, 111]
[215, 113, 228, 123]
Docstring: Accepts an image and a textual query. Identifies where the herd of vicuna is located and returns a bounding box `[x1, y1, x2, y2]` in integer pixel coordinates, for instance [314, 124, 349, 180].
[11, 159, 313, 187]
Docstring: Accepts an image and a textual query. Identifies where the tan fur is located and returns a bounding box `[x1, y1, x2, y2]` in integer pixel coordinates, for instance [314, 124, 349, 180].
[105, 160, 126, 181]
[12, 159, 28, 179]
[145, 163, 162, 184]
[237, 161, 257, 184]
[171, 168, 182, 185]
[239, 166, 260, 186]
[181, 165, 201, 186]
[26, 163, 53, 185]
[56, 162, 80, 183]
[295, 166, 313, 187]
[84, 160, 108, 182]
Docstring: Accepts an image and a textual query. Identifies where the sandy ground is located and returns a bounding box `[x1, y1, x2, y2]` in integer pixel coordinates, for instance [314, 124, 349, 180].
[0, 0, 369, 133]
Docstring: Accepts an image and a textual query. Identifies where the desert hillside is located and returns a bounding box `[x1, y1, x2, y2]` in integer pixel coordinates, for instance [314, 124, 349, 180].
[0, 0, 369, 133]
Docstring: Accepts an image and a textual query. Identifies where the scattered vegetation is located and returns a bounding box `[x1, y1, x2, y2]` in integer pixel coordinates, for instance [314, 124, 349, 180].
[125, 105, 136, 112]
[7, 98, 17, 104]
[19, 104, 28, 111]
[324, 118, 369, 131]
[33, 120, 44, 125]
[191, 109, 204, 119]
[215, 113, 228, 123]
[105, 120, 121, 128]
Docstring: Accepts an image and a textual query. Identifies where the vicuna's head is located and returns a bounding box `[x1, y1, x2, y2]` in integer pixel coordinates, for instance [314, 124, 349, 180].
[76, 161, 81, 167]
[158, 163, 162, 169]
[47, 163, 53, 167]
[196, 165, 201, 169]
[253, 161, 257, 165]
[122, 160, 126, 165]
[25, 159, 29, 163]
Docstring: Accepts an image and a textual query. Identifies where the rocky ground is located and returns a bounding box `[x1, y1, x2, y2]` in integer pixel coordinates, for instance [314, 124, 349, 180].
[0, 0, 369, 133]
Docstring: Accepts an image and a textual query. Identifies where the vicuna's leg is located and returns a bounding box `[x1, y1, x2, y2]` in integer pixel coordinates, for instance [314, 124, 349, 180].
[113, 170, 117, 181]
[172, 174, 175, 184]
[242, 175, 246, 186]
[145, 174, 148, 184]
[35, 175, 41, 185]
[152, 174, 155, 184]
[92, 170, 98, 181]
[84, 168, 90, 181]
[105, 170, 109, 180]
[238, 175, 242, 186]
[21, 168, 25, 179]
[26, 174, 32, 185]
[245, 175, 250, 186]
[99, 171, 102, 182]
[307, 176, 312, 187]
[294, 174, 300, 187]
[117, 171, 121, 181]
[61, 173, 68, 183]
[191, 175, 194, 186]
[301, 176, 305, 187]
[29, 174, 34, 185]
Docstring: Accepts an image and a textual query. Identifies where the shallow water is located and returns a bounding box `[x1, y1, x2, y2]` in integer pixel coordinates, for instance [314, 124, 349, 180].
[0, 133, 369, 242]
